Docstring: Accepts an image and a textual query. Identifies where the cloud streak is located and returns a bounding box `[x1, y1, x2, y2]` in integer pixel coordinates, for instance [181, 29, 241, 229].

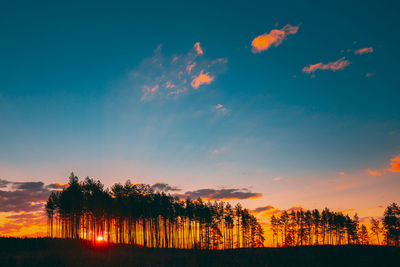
[212, 104, 229, 116]
[302, 57, 350, 73]
[251, 24, 299, 53]
[355, 47, 373, 55]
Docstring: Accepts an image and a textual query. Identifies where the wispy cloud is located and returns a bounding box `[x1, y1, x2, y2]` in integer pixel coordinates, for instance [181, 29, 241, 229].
[251, 24, 299, 53]
[194, 42, 203, 55]
[211, 146, 227, 156]
[273, 177, 281, 181]
[131, 43, 227, 101]
[335, 184, 354, 192]
[212, 103, 230, 116]
[302, 57, 350, 73]
[355, 47, 373, 55]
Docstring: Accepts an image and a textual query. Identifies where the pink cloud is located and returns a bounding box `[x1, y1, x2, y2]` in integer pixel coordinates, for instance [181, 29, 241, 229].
[251, 24, 299, 53]
[194, 42, 203, 55]
[141, 84, 159, 101]
[355, 47, 373, 55]
[302, 57, 350, 73]
[186, 62, 196, 74]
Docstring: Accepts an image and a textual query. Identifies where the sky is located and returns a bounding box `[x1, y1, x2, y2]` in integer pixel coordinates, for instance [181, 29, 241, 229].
[0, 0, 400, 241]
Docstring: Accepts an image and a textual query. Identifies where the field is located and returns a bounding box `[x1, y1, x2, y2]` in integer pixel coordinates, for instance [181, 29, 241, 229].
[0, 238, 398, 267]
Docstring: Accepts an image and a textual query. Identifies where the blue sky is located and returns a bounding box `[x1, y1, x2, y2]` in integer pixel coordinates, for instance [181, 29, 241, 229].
[1, 0, 399, 215]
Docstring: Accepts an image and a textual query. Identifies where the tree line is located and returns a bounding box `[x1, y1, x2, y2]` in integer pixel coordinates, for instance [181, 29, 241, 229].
[270, 203, 400, 247]
[45, 173, 265, 249]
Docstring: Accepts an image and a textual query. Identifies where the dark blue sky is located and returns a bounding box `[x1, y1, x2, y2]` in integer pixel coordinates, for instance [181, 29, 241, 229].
[0, 0, 399, 212]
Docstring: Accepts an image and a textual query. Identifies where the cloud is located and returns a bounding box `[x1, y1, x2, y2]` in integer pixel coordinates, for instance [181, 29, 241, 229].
[251, 205, 304, 217]
[251, 24, 299, 53]
[141, 85, 159, 101]
[178, 188, 262, 201]
[253, 205, 274, 213]
[273, 177, 281, 181]
[368, 169, 383, 176]
[302, 57, 351, 73]
[46, 183, 69, 190]
[287, 205, 303, 212]
[211, 147, 224, 155]
[212, 104, 230, 115]
[150, 182, 181, 192]
[335, 184, 354, 192]
[132, 43, 227, 101]
[368, 154, 400, 176]
[0, 223, 22, 234]
[389, 155, 400, 172]
[0, 180, 56, 212]
[0, 179, 11, 188]
[194, 42, 203, 55]
[191, 70, 214, 89]
[355, 47, 373, 55]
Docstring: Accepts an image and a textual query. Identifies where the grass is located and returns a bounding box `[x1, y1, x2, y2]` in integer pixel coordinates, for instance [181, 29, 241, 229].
[0, 237, 398, 266]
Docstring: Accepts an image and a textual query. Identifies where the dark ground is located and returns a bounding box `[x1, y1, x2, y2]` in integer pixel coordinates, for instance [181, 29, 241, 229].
[0, 238, 398, 267]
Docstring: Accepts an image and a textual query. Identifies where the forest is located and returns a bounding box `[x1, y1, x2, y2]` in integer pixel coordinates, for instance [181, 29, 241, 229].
[45, 173, 265, 249]
[46, 173, 400, 249]
[270, 203, 400, 247]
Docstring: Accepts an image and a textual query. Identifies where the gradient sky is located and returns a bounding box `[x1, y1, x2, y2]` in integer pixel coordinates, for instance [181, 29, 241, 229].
[1, 0, 400, 240]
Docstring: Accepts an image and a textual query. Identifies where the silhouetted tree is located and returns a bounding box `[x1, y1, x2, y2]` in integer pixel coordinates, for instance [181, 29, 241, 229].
[45, 173, 264, 249]
[370, 217, 382, 245]
[383, 203, 400, 246]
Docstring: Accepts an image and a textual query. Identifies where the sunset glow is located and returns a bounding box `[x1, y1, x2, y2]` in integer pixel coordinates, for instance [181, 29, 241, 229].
[0, 0, 399, 250]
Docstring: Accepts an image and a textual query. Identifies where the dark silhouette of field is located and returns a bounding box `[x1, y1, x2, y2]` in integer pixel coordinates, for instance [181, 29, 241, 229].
[0, 238, 398, 267]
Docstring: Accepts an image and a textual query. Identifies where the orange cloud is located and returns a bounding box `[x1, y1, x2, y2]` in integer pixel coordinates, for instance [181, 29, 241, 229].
[194, 42, 203, 55]
[273, 177, 281, 181]
[389, 155, 400, 172]
[302, 57, 350, 73]
[335, 184, 354, 192]
[355, 47, 373, 55]
[368, 154, 400, 176]
[251, 24, 299, 53]
[368, 169, 383, 176]
[191, 70, 214, 89]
